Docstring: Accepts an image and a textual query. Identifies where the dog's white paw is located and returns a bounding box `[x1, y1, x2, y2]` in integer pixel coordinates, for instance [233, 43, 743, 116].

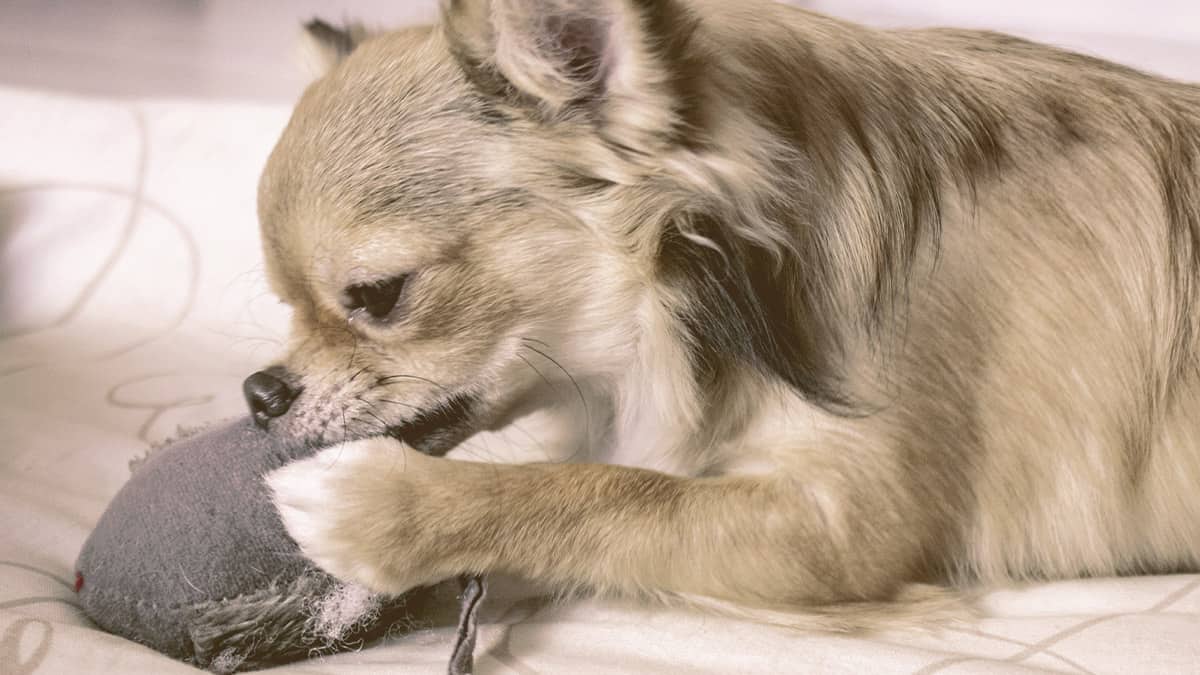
[267, 438, 432, 594]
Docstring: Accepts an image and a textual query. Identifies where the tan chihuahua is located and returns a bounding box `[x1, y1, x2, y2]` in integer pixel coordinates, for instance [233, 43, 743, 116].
[259, 0, 1200, 627]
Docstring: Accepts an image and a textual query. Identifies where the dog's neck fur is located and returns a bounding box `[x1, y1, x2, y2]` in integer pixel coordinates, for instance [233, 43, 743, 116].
[564, 7, 982, 469]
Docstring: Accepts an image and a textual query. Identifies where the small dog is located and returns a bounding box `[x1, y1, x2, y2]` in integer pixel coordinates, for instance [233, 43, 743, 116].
[259, 0, 1200, 625]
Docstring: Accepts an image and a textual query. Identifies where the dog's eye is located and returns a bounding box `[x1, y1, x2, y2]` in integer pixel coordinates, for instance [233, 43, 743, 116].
[344, 275, 408, 320]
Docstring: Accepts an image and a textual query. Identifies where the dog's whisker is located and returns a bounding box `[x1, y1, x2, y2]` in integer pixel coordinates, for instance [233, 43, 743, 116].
[376, 398, 422, 412]
[516, 352, 554, 389]
[511, 353, 583, 463]
[361, 409, 389, 432]
[507, 420, 566, 463]
[375, 373, 453, 395]
[357, 398, 389, 421]
[453, 442, 498, 463]
[519, 342, 592, 450]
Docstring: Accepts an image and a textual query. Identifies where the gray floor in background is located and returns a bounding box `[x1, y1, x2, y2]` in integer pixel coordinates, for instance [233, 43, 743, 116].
[0, 0, 436, 102]
[1, 1, 1196, 104]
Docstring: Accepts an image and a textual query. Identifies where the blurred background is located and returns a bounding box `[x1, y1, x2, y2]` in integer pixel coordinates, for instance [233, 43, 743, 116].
[1, 0, 1198, 102]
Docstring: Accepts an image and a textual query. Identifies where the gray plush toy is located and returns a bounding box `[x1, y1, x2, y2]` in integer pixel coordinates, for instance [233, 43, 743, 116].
[74, 417, 483, 673]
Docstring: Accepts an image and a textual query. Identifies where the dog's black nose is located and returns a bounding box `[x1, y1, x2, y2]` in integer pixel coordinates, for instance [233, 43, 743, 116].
[243, 369, 299, 429]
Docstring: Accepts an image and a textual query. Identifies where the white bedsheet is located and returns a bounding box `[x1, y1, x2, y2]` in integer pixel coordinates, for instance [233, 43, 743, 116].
[3, 16, 1200, 675]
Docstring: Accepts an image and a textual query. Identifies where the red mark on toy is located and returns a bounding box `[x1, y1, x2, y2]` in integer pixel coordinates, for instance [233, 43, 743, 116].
[74, 571, 84, 593]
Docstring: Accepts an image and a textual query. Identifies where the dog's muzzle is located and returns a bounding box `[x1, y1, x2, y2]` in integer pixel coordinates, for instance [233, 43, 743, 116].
[242, 366, 478, 454]
[387, 392, 480, 456]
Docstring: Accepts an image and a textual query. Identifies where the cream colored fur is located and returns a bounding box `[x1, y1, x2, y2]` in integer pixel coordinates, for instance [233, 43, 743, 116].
[260, 0, 1200, 630]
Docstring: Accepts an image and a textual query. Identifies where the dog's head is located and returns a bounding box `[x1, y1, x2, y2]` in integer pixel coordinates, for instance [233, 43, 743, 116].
[251, 0, 719, 453]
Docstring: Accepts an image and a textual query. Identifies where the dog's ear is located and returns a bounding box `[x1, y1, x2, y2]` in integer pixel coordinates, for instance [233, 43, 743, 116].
[442, 0, 699, 141]
[303, 18, 373, 73]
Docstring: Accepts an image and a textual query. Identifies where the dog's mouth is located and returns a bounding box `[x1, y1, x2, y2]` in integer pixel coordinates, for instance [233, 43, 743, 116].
[386, 392, 480, 457]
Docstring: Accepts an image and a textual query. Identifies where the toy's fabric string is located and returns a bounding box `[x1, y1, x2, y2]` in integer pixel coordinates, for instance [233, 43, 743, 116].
[448, 576, 486, 675]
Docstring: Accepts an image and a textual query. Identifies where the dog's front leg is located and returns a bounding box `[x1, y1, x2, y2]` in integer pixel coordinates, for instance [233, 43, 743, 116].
[269, 437, 914, 607]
